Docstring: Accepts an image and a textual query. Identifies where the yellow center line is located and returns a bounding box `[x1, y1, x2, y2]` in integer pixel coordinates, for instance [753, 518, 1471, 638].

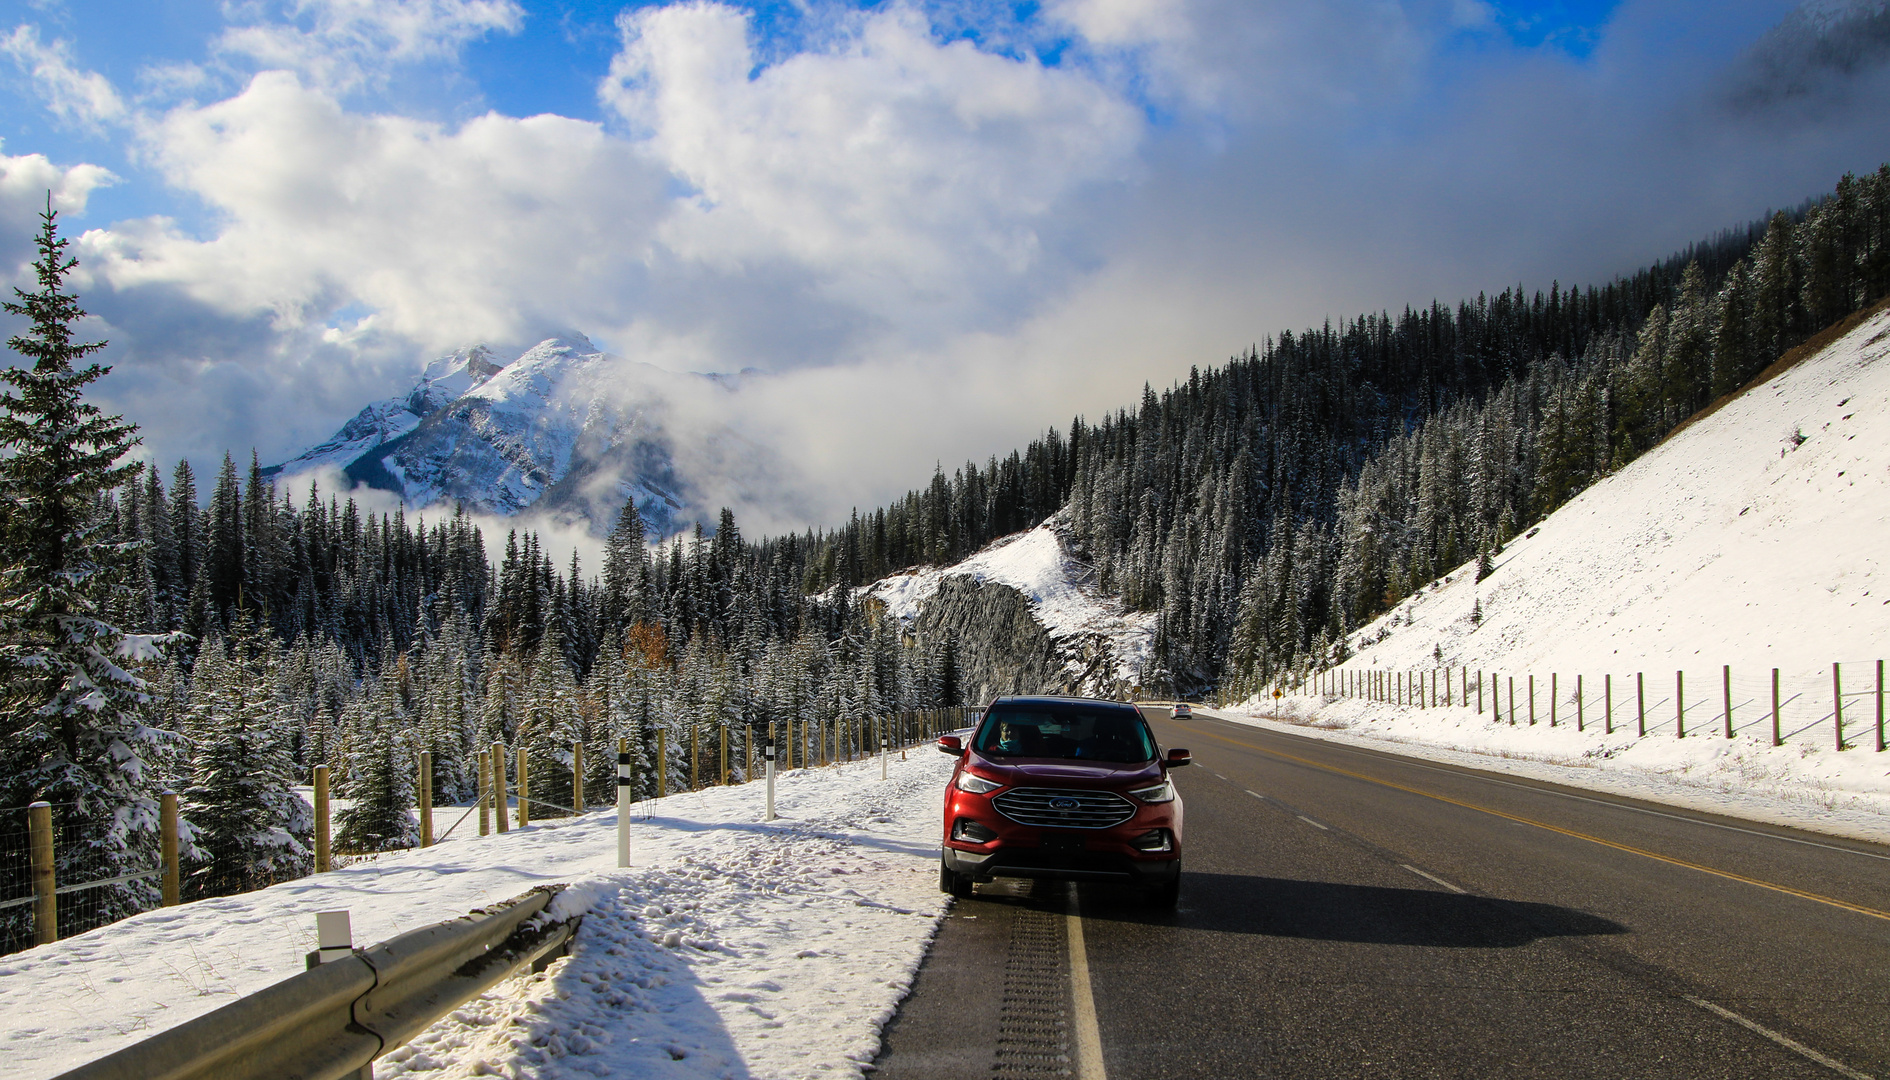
[1193, 727, 1890, 924]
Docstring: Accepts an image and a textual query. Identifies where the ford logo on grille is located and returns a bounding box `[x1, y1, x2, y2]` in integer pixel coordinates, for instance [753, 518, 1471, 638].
[1050, 797, 1081, 810]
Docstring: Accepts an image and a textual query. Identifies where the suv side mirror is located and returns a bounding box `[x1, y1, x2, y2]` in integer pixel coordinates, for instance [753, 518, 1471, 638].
[1165, 748, 1192, 768]
[937, 735, 964, 757]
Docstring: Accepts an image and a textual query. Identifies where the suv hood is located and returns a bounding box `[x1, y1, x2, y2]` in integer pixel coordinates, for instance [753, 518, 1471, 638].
[965, 753, 1164, 788]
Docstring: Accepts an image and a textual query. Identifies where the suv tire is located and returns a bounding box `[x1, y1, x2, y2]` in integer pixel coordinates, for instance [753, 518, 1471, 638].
[1148, 872, 1180, 910]
[940, 857, 974, 898]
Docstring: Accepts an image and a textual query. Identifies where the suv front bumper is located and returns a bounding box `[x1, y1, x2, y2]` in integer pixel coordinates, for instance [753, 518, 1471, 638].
[942, 843, 1180, 885]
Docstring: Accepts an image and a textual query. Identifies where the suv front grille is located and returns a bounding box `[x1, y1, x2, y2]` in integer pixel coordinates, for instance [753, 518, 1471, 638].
[993, 787, 1136, 829]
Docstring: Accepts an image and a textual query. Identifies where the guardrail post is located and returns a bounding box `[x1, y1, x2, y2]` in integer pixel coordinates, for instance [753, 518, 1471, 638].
[418, 751, 432, 848]
[30, 801, 56, 945]
[516, 745, 529, 827]
[1833, 663, 1844, 750]
[492, 743, 509, 834]
[314, 765, 332, 872]
[1722, 665, 1734, 739]
[161, 791, 179, 906]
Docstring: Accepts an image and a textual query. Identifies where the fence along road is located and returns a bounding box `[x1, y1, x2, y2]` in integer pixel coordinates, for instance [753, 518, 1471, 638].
[875, 706, 1889, 1079]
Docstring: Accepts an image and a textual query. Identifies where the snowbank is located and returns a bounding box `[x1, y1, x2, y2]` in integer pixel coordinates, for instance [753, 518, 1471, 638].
[0, 751, 958, 1080]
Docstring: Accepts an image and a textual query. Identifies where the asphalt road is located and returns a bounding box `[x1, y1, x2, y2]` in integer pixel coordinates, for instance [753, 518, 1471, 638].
[873, 707, 1890, 1080]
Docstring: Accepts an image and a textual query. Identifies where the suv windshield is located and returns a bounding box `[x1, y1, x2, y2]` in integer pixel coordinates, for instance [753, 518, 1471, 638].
[973, 705, 1157, 763]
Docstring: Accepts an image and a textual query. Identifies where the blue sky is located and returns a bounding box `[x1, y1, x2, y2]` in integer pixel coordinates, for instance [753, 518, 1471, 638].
[0, 0, 1884, 531]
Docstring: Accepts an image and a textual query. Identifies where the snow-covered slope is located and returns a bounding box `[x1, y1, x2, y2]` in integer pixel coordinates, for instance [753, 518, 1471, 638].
[274, 336, 790, 538]
[866, 522, 1156, 695]
[1230, 304, 1890, 837]
[1334, 304, 1890, 678]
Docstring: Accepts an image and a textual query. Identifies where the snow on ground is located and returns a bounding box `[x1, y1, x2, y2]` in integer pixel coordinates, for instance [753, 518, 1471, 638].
[1225, 305, 1890, 844]
[866, 523, 1156, 686]
[0, 750, 959, 1080]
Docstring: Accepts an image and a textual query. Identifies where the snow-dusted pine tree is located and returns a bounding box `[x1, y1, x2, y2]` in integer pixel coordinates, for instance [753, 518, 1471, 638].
[0, 202, 179, 938]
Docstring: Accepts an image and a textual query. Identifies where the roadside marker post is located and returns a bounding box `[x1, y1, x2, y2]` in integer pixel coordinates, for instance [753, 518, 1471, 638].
[308, 909, 353, 969]
[616, 747, 632, 868]
[765, 738, 777, 821]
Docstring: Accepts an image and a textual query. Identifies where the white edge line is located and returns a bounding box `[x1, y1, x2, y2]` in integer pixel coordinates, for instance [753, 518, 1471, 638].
[1297, 815, 1329, 830]
[1066, 884, 1108, 1080]
[1399, 863, 1467, 894]
[1683, 996, 1874, 1080]
[1222, 714, 1890, 863]
[1246, 790, 1264, 799]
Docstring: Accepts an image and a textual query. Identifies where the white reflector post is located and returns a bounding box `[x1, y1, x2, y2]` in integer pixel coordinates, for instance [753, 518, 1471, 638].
[764, 740, 776, 822]
[315, 909, 352, 964]
[616, 750, 632, 868]
[880, 734, 888, 781]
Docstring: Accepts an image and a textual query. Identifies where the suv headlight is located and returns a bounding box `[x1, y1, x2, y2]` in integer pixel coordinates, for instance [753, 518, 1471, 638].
[955, 772, 1003, 794]
[1128, 779, 1175, 803]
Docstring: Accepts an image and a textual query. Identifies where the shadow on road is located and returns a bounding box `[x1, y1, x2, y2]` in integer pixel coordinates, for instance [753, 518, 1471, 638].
[1075, 872, 1628, 948]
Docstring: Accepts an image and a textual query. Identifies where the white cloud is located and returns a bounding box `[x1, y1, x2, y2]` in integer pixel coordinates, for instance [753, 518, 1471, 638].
[602, 2, 1142, 342]
[2, 24, 128, 130]
[214, 0, 525, 92]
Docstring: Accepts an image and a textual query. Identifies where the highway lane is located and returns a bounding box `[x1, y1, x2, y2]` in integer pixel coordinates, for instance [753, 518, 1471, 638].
[875, 706, 1889, 1079]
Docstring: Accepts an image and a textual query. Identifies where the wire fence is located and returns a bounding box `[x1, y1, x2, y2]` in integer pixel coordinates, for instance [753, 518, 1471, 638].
[0, 707, 980, 957]
[1261, 659, 1887, 752]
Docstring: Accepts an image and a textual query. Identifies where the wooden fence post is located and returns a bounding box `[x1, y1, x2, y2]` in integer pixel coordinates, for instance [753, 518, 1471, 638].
[478, 751, 490, 836]
[1529, 675, 1536, 726]
[418, 750, 432, 848]
[161, 791, 179, 906]
[314, 764, 332, 871]
[1576, 675, 1584, 731]
[573, 742, 585, 814]
[1772, 668, 1782, 748]
[1477, 671, 1483, 715]
[1723, 665, 1734, 739]
[29, 801, 56, 946]
[492, 742, 509, 833]
[1877, 659, 1884, 753]
[1675, 670, 1686, 738]
[1549, 673, 1557, 727]
[720, 725, 729, 785]
[1636, 672, 1645, 737]
[516, 744, 530, 827]
[1604, 674, 1612, 735]
[658, 728, 668, 797]
[1833, 663, 1844, 750]
[690, 723, 700, 790]
[1508, 675, 1516, 725]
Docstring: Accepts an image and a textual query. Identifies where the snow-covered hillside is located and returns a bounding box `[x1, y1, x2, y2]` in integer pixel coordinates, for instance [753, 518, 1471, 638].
[866, 522, 1156, 695]
[0, 752, 956, 1080]
[272, 336, 796, 538]
[1331, 303, 1889, 678]
[1229, 303, 1890, 838]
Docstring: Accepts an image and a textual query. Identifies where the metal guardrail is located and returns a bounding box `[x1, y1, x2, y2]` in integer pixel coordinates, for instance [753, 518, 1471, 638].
[55, 885, 582, 1080]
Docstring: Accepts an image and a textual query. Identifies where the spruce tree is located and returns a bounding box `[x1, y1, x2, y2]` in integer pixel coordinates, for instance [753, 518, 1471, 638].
[0, 201, 176, 936]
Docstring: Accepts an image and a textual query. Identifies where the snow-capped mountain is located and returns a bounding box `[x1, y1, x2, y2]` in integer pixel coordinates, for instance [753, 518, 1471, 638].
[272, 336, 793, 538]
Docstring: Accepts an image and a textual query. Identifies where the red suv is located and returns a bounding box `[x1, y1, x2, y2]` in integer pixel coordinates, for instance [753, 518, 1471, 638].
[937, 695, 1190, 908]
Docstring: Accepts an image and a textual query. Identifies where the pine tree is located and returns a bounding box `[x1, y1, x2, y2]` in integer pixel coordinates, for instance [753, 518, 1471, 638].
[0, 201, 177, 936]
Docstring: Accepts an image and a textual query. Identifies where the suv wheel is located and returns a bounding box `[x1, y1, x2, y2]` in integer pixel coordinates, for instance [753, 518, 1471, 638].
[939, 857, 974, 898]
[1147, 872, 1180, 910]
